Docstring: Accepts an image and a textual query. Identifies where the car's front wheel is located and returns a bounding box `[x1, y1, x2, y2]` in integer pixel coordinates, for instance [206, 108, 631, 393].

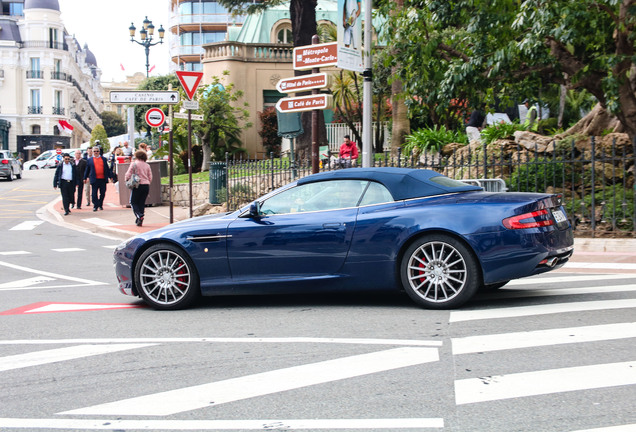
[400, 234, 480, 309]
[134, 243, 200, 310]
[29, 165, 38, 170]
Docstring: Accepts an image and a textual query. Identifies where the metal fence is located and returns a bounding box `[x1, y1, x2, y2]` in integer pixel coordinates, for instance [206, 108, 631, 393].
[221, 137, 635, 237]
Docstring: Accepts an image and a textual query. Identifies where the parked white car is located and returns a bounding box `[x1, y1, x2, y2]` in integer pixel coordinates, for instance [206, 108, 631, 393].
[0, 150, 22, 181]
[23, 150, 59, 170]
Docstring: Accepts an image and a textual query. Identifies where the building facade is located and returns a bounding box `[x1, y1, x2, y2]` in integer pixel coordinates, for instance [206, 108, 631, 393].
[168, 0, 252, 73]
[0, 0, 103, 157]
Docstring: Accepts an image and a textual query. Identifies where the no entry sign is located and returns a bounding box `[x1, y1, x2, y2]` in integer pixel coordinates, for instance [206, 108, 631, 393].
[145, 108, 165, 128]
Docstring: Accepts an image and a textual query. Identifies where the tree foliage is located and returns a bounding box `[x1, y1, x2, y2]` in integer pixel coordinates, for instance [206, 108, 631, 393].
[90, 124, 110, 153]
[100, 111, 126, 137]
[381, 0, 636, 139]
[258, 107, 282, 157]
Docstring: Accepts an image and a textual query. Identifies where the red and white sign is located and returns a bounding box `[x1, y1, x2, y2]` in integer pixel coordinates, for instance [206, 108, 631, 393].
[293, 42, 338, 70]
[276, 94, 333, 113]
[276, 73, 332, 94]
[176, 71, 204, 100]
[55, 148, 62, 155]
[145, 108, 165, 128]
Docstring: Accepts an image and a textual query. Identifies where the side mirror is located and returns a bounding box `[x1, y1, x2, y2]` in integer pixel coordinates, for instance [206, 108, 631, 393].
[249, 201, 262, 218]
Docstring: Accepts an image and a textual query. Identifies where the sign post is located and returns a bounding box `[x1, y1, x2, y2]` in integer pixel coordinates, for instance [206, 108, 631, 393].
[175, 70, 204, 217]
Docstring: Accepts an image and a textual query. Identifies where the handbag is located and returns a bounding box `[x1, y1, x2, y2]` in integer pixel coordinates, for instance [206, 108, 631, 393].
[126, 162, 140, 189]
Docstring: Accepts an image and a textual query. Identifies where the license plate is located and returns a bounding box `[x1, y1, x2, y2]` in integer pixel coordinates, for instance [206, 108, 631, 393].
[552, 209, 567, 223]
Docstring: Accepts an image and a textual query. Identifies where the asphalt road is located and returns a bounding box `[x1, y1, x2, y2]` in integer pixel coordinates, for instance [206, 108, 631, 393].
[0, 169, 634, 432]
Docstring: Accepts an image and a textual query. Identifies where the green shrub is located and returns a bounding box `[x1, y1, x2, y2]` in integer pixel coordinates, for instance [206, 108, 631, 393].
[402, 126, 467, 154]
[481, 122, 525, 145]
[508, 162, 567, 192]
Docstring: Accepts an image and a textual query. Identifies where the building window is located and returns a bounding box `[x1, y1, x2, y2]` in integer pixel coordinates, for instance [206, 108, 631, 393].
[31, 125, 41, 135]
[276, 27, 292, 44]
[49, 28, 60, 49]
[29, 89, 42, 114]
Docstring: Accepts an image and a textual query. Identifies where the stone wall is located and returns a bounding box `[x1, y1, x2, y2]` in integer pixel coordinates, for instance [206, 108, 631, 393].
[161, 182, 210, 206]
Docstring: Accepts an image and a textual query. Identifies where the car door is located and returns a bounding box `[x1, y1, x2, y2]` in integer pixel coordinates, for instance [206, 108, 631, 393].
[226, 180, 367, 281]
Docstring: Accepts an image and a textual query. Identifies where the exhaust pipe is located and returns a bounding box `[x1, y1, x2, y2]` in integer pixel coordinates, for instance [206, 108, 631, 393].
[546, 257, 558, 267]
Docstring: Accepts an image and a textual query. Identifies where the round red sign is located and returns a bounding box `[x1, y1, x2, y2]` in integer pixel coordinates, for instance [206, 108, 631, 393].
[145, 108, 166, 128]
[56, 148, 62, 155]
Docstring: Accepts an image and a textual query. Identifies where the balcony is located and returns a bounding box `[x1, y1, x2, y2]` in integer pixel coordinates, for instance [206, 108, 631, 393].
[28, 106, 43, 114]
[52, 106, 65, 115]
[203, 42, 293, 63]
[51, 71, 68, 81]
[26, 70, 44, 79]
[20, 40, 68, 51]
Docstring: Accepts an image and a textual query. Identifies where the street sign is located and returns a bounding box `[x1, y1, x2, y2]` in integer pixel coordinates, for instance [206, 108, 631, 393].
[55, 148, 62, 155]
[182, 100, 199, 110]
[276, 73, 332, 93]
[109, 91, 180, 105]
[293, 42, 338, 70]
[174, 112, 204, 121]
[176, 71, 204, 100]
[275, 94, 333, 113]
[145, 108, 166, 128]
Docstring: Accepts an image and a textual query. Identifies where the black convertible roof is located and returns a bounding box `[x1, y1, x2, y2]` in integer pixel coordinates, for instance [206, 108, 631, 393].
[297, 167, 482, 200]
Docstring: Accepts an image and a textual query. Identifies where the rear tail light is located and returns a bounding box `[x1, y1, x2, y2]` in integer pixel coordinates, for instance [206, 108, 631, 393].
[503, 209, 555, 229]
[1, 160, 8, 164]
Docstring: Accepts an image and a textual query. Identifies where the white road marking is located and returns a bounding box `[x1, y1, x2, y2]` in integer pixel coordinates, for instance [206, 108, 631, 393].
[0, 344, 156, 372]
[51, 248, 85, 252]
[22, 303, 142, 313]
[61, 347, 440, 416]
[452, 322, 636, 354]
[563, 262, 636, 270]
[506, 274, 633, 286]
[9, 221, 44, 231]
[484, 284, 636, 300]
[0, 417, 444, 430]
[0, 260, 107, 288]
[0, 251, 31, 256]
[455, 361, 636, 405]
[0, 276, 54, 289]
[450, 299, 636, 323]
[0, 337, 442, 347]
[571, 424, 636, 432]
[81, 217, 120, 227]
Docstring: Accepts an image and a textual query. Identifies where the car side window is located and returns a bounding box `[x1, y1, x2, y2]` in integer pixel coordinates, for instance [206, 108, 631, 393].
[359, 181, 394, 206]
[259, 180, 368, 215]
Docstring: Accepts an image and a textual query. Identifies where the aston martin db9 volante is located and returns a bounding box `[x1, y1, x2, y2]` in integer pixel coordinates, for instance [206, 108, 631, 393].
[114, 168, 574, 310]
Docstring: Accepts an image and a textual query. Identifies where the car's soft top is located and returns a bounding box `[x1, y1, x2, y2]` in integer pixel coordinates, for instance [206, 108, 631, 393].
[296, 167, 482, 200]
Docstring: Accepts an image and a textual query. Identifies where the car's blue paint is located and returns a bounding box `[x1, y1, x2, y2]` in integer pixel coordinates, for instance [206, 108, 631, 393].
[114, 168, 574, 305]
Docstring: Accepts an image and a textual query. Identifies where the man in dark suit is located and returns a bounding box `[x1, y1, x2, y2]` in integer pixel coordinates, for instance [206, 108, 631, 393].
[84, 146, 112, 212]
[73, 149, 87, 209]
[53, 153, 77, 215]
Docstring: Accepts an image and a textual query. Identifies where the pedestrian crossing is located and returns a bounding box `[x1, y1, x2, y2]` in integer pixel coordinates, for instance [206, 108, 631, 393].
[0, 269, 634, 430]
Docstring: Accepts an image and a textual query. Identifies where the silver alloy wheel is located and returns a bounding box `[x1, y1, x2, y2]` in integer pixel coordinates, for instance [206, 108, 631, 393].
[406, 240, 467, 303]
[139, 249, 192, 306]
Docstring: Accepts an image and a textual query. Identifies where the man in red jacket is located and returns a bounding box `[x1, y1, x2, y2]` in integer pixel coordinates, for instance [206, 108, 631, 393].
[84, 146, 112, 212]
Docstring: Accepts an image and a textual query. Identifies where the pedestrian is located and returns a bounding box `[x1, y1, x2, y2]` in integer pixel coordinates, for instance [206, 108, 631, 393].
[125, 149, 153, 226]
[53, 153, 76, 216]
[73, 149, 87, 209]
[83, 146, 92, 208]
[466, 108, 486, 143]
[109, 147, 121, 184]
[138, 142, 153, 159]
[122, 141, 133, 158]
[84, 146, 112, 212]
[523, 99, 539, 131]
[338, 135, 359, 168]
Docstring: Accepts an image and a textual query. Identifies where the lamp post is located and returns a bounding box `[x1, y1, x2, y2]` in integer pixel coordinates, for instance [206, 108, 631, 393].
[128, 16, 165, 77]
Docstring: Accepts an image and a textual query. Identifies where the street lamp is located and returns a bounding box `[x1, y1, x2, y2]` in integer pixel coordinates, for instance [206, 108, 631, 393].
[129, 16, 165, 77]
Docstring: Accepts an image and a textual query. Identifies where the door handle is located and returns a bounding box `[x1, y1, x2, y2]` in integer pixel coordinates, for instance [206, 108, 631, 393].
[322, 223, 342, 229]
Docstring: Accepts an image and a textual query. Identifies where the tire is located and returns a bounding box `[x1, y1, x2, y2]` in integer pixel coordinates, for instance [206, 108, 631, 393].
[134, 243, 200, 310]
[29, 165, 38, 170]
[7, 170, 13, 181]
[400, 234, 481, 309]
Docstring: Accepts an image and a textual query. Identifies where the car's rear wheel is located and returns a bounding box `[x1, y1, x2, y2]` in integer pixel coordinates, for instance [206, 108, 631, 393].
[134, 243, 200, 310]
[7, 171, 14, 181]
[400, 234, 480, 309]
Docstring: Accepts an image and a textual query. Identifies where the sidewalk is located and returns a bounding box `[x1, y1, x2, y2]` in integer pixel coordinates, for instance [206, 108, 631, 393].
[45, 182, 192, 241]
[44, 183, 635, 269]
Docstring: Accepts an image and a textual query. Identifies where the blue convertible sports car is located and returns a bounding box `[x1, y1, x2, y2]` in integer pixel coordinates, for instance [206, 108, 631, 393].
[114, 168, 574, 310]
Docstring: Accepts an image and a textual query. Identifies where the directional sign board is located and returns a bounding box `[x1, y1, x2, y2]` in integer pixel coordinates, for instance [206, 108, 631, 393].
[174, 112, 204, 121]
[145, 108, 166, 128]
[276, 73, 332, 94]
[176, 71, 204, 100]
[276, 94, 333, 113]
[110, 91, 180, 105]
[293, 42, 338, 70]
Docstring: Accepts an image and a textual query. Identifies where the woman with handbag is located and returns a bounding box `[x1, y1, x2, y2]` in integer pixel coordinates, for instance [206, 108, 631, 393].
[125, 150, 153, 226]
